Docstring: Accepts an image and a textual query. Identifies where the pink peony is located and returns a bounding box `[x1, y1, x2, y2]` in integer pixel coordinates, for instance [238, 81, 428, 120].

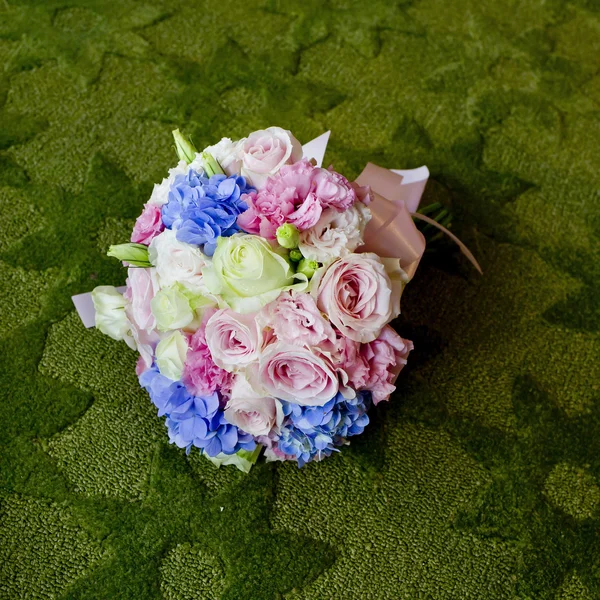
[182, 312, 232, 397]
[260, 291, 335, 348]
[248, 342, 339, 406]
[358, 326, 413, 404]
[311, 253, 405, 343]
[205, 309, 265, 372]
[131, 203, 164, 245]
[312, 167, 356, 211]
[224, 375, 283, 436]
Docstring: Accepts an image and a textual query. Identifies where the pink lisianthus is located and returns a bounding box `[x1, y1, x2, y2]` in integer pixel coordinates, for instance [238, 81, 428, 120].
[359, 326, 413, 404]
[124, 268, 161, 374]
[260, 291, 335, 348]
[336, 334, 370, 389]
[124, 267, 159, 332]
[182, 311, 233, 397]
[312, 167, 356, 211]
[131, 203, 164, 245]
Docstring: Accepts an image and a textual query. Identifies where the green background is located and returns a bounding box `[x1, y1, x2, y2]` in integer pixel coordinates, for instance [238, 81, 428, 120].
[1, 0, 599, 598]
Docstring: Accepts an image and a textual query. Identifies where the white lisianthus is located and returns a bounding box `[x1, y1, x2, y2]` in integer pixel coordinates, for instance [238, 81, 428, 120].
[147, 160, 189, 207]
[299, 203, 371, 264]
[192, 137, 243, 176]
[92, 286, 135, 349]
[149, 229, 207, 292]
[155, 330, 188, 380]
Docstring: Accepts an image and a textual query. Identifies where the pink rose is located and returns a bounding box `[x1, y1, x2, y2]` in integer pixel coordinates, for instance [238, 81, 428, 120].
[205, 309, 265, 372]
[240, 127, 302, 189]
[131, 203, 164, 245]
[260, 291, 335, 348]
[249, 342, 339, 406]
[224, 375, 283, 436]
[124, 267, 159, 332]
[311, 253, 405, 343]
[182, 313, 232, 397]
[312, 167, 356, 211]
[359, 326, 413, 404]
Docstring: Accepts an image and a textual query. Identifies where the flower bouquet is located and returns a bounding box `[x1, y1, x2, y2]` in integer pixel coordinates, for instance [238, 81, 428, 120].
[74, 127, 472, 472]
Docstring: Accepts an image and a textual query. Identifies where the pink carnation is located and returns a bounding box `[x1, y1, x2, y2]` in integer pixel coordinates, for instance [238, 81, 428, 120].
[237, 189, 295, 239]
[357, 326, 413, 404]
[131, 203, 164, 245]
[312, 167, 356, 211]
[237, 159, 322, 237]
[182, 312, 232, 397]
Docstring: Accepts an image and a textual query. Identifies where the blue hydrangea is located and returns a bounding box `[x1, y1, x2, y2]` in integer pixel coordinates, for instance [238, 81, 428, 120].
[139, 367, 255, 456]
[276, 392, 371, 467]
[161, 169, 253, 256]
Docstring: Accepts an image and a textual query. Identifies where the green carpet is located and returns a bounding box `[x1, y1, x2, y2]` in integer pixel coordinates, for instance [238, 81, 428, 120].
[1, 0, 599, 598]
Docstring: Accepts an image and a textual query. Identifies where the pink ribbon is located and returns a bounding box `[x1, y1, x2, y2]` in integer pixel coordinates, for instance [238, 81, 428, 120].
[356, 162, 482, 276]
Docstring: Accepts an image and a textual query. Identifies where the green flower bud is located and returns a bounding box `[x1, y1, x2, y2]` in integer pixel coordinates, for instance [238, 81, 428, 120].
[203, 446, 262, 473]
[107, 243, 151, 267]
[172, 128, 197, 164]
[296, 258, 319, 279]
[289, 248, 303, 262]
[202, 151, 225, 177]
[276, 223, 300, 249]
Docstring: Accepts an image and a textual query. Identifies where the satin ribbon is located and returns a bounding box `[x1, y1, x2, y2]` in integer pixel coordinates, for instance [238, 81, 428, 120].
[356, 162, 482, 277]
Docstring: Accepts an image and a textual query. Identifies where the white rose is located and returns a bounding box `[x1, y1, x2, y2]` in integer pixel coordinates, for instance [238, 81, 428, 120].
[239, 127, 302, 189]
[149, 229, 207, 292]
[224, 375, 283, 436]
[92, 286, 135, 349]
[155, 330, 188, 380]
[147, 160, 189, 206]
[299, 203, 371, 263]
[194, 137, 244, 176]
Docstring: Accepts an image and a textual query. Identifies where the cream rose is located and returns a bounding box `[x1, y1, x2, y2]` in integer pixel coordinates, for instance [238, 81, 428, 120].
[155, 330, 189, 381]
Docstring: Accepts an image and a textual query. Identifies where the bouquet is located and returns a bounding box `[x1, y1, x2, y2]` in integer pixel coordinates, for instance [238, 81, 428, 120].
[74, 127, 465, 472]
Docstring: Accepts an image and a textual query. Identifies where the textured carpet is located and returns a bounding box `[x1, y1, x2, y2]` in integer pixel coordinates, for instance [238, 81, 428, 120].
[1, 1, 599, 598]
